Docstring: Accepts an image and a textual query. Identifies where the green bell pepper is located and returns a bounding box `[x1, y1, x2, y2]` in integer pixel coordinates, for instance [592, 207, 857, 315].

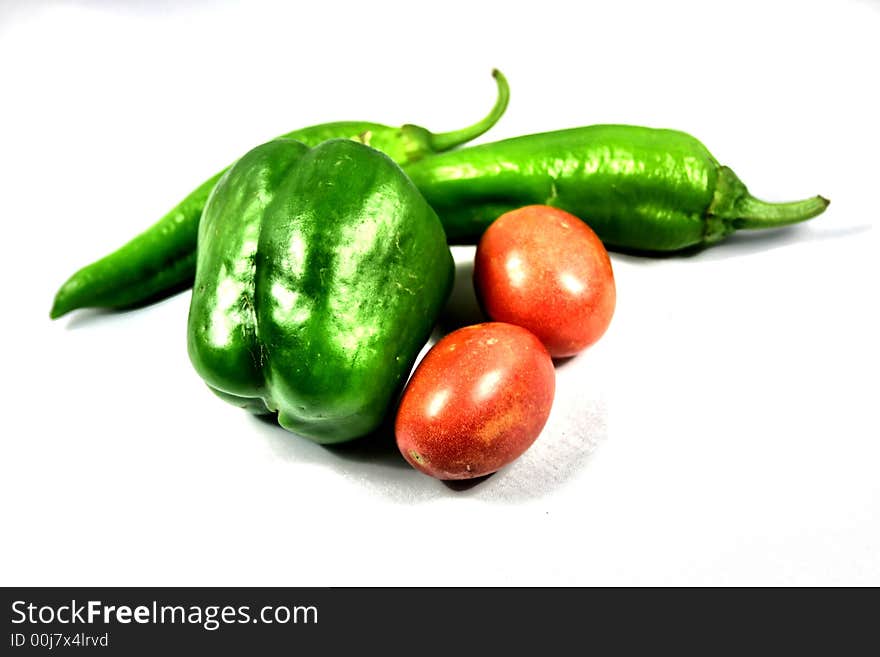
[187, 138, 454, 443]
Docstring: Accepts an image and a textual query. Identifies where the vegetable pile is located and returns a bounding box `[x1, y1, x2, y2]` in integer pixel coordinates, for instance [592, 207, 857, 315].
[50, 70, 829, 482]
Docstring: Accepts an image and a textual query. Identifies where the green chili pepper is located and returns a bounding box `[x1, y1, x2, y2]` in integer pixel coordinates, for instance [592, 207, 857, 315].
[403, 125, 829, 251]
[187, 138, 453, 443]
[50, 70, 507, 319]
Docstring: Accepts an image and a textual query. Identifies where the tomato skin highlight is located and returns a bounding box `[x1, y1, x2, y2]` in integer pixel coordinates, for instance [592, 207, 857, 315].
[473, 205, 616, 358]
[395, 322, 555, 480]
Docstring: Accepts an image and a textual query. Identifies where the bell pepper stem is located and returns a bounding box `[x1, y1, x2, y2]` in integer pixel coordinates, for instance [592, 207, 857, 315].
[428, 69, 510, 152]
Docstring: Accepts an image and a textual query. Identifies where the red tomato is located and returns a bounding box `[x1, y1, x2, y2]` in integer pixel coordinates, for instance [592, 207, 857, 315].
[473, 205, 616, 358]
[395, 322, 555, 480]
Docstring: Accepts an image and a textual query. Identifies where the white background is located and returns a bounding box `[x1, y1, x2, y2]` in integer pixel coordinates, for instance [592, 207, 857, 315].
[1, 0, 877, 586]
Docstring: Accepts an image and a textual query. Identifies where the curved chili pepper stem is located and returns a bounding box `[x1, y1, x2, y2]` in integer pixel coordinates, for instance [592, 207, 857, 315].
[732, 194, 831, 230]
[427, 69, 510, 152]
[707, 165, 830, 241]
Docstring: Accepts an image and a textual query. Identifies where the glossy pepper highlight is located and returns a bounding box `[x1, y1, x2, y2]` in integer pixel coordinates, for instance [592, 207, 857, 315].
[50, 70, 507, 318]
[187, 138, 453, 444]
[403, 125, 829, 251]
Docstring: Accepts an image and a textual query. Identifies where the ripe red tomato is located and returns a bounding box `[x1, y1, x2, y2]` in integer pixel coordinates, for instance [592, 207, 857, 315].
[473, 205, 616, 358]
[395, 323, 555, 480]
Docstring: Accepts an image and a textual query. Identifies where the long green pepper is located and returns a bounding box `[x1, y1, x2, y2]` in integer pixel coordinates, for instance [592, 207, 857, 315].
[49, 70, 509, 318]
[404, 125, 829, 251]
